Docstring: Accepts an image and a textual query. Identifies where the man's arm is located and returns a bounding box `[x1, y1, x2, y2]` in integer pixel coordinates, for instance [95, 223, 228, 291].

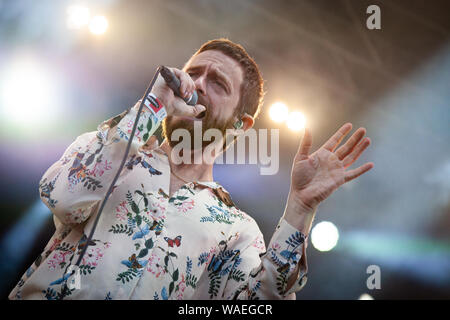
[222, 123, 373, 299]
[39, 100, 163, 226]
[218, 217, 307, 300]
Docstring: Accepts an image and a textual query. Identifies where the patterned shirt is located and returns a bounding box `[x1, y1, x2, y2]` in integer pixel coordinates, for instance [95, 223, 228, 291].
[9, 101, 308, 300]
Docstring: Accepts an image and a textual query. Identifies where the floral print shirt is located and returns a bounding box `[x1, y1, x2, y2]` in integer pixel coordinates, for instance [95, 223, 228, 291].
[9, 101, 308, 300]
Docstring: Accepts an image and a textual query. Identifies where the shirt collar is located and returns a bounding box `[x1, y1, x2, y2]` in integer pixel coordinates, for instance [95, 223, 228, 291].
[149, 146, 235, 206]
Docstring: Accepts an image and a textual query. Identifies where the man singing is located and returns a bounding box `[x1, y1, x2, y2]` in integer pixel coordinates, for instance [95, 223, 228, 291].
[9, 38, 373, 300]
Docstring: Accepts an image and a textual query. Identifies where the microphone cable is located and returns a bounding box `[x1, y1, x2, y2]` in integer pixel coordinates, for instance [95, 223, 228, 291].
[61, 66, 163, 299]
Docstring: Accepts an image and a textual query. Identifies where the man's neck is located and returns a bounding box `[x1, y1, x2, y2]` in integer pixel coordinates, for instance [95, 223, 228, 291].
[160, 140, 214, 183]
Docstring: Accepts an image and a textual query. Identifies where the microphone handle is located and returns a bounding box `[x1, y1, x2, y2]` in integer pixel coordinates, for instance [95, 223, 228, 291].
[160, 66, 198, 106]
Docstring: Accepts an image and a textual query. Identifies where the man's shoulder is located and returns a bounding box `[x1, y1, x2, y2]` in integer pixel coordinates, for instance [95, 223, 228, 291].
[199, 182, 261, 228]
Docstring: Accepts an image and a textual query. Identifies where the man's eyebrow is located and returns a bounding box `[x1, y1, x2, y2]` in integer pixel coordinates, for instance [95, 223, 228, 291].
[186, 65, 232, 93]
[185, 65, 203, 73]
[210, 69, 231, 92]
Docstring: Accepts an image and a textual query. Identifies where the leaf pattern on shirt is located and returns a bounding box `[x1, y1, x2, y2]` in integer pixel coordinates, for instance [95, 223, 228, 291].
[196, 232, 243, 298]
[185, 256, 198, 289]
[200, 204, 249, 225]
[39, 174, 60, 208]
[41, 234, 111, 300]
[110, 187, 163, 284]
[66, 136, 109, 192]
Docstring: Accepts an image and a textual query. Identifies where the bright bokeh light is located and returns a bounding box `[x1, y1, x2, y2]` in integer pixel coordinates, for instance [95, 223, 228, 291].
[311, 221, 339, 252]
[358, 293, 374, 300]
[286, 111, 306, 131]
[269, 102, 289, 123]
[89, 15, 109, 35]
[0, 56, 60, 128]
[66, 5, 90, 29]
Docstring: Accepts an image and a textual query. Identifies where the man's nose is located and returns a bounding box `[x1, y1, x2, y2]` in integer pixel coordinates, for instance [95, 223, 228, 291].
[193, 75, 206, 96]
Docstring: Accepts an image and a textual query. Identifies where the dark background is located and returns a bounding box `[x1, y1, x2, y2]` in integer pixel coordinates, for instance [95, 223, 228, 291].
[0, 0, 449, 299]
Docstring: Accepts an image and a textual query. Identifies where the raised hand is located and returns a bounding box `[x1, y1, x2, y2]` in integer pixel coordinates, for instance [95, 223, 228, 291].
[284, 123, 374, 234]
[292, 123, 373, 209]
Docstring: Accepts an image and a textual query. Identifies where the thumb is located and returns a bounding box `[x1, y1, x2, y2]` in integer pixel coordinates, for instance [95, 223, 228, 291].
[295, 127, 312, 161]
[193, 104, 206, 116]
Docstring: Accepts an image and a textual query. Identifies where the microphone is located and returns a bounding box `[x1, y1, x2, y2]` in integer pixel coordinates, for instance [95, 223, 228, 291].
[160, 66, 198, 106]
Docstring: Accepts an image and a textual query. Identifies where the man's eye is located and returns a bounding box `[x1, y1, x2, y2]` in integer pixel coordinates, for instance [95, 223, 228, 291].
[215, 80, 225, 90]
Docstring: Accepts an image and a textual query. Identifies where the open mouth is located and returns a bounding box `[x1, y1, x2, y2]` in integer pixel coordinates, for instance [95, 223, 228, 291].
[195, 110, 206, 119]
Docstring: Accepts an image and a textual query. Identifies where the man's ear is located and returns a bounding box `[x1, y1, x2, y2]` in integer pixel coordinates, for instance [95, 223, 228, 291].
[241, 113, 254, 132]
[230, 113, 254, 136]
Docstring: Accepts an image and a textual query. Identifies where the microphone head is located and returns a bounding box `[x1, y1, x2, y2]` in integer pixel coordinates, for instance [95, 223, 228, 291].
[160, 66, 178, 87]
[160, 65, 198, 106]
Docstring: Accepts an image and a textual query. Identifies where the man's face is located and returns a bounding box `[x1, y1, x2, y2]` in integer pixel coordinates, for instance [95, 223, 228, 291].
[163, 50, 243, 149]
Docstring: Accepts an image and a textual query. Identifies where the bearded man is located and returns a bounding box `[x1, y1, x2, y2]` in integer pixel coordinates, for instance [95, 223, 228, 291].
[9, 39, 373, 300]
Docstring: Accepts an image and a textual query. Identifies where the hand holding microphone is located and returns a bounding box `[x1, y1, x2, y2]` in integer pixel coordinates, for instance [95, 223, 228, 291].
[152, 66, 205, 118]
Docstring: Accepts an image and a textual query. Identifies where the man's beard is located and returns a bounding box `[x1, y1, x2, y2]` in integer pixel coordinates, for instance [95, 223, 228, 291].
[162, 99, 237, 152]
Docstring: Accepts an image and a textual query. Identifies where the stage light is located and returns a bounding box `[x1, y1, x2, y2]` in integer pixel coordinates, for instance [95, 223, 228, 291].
[286, 111, 306, 131]
[269, 102, 289, 123]
[89, 15, 109, 35]
[0, 57, 59, 128]
[311, 221, 339, 252]
[358, 293, 374, 300]
[66, 5, 90, 30]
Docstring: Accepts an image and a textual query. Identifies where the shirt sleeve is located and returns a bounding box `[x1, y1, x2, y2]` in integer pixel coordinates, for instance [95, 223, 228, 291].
[38, 100, 163, 226]
[223, 217, 308, 300]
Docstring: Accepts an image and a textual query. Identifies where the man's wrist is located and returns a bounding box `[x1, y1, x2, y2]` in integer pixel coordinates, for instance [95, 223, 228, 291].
[283, 191, 317, 236]
[143, 93, 167, 121]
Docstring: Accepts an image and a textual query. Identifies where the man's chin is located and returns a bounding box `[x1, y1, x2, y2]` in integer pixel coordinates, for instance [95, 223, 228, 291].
[163, 113, 231, 150]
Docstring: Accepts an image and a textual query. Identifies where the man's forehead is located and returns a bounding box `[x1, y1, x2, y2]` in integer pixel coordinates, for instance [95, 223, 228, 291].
[185, 50, 243, 82]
